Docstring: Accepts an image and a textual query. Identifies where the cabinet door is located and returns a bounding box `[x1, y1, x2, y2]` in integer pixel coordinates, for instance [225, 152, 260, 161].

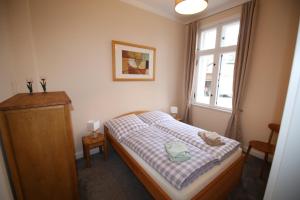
[5, 106, 76, 200]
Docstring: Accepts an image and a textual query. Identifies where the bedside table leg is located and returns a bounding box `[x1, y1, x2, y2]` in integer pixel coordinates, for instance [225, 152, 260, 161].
[104, 141, 108, 160]
[104, 128, 109, 160]
[83, 146, 91, 168]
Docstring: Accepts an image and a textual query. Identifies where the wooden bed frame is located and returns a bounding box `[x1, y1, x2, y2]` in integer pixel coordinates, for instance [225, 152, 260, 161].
[104, 111, 245, 200]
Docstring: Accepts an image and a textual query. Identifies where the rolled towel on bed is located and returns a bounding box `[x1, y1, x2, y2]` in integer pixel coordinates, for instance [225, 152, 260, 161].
[198, 131, 225, 146]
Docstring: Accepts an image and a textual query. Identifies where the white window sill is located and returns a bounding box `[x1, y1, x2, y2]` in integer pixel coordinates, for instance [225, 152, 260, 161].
[192, 103, 232, 114]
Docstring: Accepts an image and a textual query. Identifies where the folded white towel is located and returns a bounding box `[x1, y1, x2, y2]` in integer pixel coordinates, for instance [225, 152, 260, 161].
[198, 131, 225, 146]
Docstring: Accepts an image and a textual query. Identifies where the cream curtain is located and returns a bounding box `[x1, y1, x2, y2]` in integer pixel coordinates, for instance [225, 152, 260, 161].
[183, 21, 198, 123]
[225, 0, 257, 141]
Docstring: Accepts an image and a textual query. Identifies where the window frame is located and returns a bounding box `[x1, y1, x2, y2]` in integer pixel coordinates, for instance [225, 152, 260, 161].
[192, 18, 240, 112]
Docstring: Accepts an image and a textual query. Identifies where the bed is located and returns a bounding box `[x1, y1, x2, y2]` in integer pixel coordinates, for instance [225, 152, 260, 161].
[104, 111, 245, 200]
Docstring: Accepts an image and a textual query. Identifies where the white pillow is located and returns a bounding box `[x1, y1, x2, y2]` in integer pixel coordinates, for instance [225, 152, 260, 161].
[138, 111, 175, 125]
[105, 114, 148, 141]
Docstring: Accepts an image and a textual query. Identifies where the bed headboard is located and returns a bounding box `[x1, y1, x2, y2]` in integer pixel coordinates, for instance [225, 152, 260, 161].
[114, 110, 149, 119]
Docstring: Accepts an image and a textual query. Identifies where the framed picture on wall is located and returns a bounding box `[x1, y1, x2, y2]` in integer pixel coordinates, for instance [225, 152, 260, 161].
[112, 40, 156, 81]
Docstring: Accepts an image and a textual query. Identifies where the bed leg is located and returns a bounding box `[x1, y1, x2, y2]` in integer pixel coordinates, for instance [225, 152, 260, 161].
[104, 126, 109, 160]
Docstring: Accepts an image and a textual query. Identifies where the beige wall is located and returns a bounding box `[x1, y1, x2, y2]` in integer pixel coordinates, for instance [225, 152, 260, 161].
[0, 0, 14, 199]
[241, 0, 299, 150]
[1, 0, 185, 156]
[0, 0, 14, 98]
[5, 0, 40, 92]
[191, 0, 300, 156]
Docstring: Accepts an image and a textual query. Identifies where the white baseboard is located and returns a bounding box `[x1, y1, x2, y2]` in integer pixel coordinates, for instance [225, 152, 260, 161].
[75, 148, 99, 160]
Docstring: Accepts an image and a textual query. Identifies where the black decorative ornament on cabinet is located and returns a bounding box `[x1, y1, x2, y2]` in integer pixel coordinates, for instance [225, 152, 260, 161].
[40, 78, 47, 93]
[26, 79, 33, 95]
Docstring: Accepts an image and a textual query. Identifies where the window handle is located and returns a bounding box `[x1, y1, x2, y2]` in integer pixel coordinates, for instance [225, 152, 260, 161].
[210, 94, 213, 97]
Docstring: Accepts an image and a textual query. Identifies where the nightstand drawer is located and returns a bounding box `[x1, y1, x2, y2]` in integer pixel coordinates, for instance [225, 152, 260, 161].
[88, 141, 104, 149]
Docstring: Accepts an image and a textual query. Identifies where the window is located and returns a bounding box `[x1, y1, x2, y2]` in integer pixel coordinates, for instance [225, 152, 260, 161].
[193, 20, 240, 110]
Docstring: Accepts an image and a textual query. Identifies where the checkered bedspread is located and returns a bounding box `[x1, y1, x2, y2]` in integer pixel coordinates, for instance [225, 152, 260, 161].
[122, 126, 219, 190]
[154, 120, 240, 161]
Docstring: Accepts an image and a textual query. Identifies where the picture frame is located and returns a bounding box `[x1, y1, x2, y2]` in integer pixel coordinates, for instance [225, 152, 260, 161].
[112, 40, 156, 81]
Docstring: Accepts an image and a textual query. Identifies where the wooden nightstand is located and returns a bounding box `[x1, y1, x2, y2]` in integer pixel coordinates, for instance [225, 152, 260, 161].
[175, 116, 183, 122]
[82, 133, 107, 167]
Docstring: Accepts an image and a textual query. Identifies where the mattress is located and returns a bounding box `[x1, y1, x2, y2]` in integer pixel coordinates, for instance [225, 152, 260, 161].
[120, 140, 242, 200]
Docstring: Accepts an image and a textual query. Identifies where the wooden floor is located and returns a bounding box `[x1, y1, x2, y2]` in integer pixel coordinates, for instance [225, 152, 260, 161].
[77, 150, 269, 200]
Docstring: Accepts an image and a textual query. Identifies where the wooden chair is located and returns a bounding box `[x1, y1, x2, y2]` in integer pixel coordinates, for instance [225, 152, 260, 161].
[246, 123, 280, 178]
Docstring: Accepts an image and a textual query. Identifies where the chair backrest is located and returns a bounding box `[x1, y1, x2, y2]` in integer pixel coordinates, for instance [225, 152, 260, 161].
[268, 123, 280, 144]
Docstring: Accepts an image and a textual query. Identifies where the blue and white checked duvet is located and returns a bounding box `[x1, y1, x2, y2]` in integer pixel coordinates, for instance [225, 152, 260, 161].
[122, 126, 219, 190]
[106, 112, 240, 190]
[154, 120, 240, 161]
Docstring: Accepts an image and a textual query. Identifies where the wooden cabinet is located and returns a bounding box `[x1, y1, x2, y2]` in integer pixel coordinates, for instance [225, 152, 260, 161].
[0, 92, 78, 200]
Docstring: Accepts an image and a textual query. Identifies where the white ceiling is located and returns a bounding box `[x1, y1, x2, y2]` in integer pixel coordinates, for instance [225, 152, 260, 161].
[120, 0, 249, 24]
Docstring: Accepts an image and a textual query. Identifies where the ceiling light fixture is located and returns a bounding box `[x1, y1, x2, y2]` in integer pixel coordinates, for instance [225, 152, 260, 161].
[175, 0, 208, 15]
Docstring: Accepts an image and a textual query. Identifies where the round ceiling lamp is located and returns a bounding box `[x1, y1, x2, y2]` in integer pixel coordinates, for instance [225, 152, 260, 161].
[175, 0, 208, 15]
